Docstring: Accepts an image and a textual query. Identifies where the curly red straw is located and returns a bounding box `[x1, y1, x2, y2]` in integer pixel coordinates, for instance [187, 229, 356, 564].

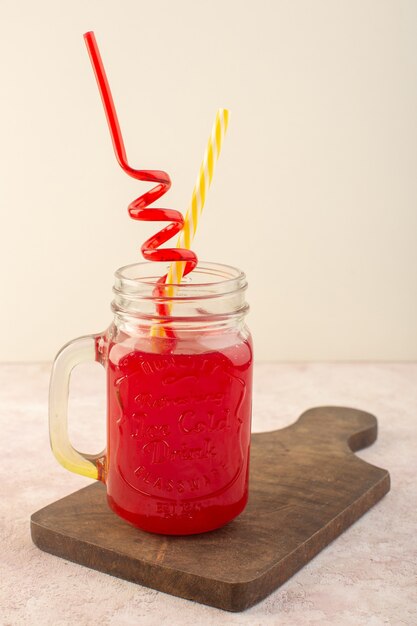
[83, 31, 197, 319]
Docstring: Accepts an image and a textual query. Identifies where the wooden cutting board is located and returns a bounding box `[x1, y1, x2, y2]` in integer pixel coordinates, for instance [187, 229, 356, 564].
[31, 406, 390, 612]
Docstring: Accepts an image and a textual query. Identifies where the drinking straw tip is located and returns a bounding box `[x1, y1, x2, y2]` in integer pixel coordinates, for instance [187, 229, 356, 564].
[218, 109, 230, 128]
[83, 30, 95, 39]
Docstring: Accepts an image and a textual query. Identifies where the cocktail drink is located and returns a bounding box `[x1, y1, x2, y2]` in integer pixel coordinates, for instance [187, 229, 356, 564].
[49, 32, 253, 534]
[105, 263, 252, 534]
[50, 262, 252, 534]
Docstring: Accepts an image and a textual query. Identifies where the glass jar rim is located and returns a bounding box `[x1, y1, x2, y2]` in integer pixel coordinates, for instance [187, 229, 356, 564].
[114, 261, 247, 301]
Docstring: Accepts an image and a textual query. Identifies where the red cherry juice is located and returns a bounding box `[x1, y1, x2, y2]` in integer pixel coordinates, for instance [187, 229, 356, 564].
[105, 333, 253, 534]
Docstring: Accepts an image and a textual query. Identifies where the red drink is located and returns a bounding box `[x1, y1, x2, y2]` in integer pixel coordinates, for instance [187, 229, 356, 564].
[49, 262, 253, 535]
[105, 335, 253, 534]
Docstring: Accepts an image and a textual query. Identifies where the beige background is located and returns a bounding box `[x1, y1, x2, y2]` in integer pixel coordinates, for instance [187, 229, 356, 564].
[1, 0, 416, 361]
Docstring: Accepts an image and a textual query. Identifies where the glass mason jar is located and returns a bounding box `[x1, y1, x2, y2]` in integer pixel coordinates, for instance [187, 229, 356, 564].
[49, 261, 253, 535]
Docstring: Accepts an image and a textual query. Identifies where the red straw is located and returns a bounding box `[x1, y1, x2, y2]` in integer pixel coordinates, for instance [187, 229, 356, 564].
[83, 31, 197, 322]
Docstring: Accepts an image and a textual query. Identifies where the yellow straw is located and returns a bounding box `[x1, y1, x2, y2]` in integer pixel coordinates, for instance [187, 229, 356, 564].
[151, 108, 229, 337]
[166, 108, 230, 290]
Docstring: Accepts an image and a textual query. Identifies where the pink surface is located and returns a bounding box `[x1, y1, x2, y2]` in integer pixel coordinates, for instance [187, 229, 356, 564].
[1, 362, 416, 625]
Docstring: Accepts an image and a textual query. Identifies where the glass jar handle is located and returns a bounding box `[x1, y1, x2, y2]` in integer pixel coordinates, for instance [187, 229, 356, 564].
[49, 334, 105, 481]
